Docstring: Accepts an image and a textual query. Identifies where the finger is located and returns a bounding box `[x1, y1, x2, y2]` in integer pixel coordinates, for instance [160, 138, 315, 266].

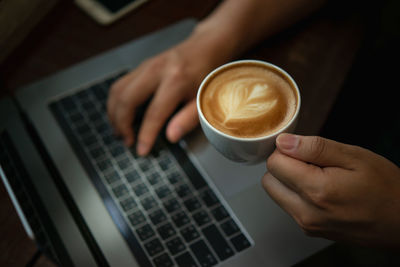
[109, 66, 160, 146]
[267, 149, 341, 208]
[262, 172, 318, 224]
[262, 172, 329, 236]
[267, 149, 324, 203]
[136, 84, 181, 155]
[107, 68, 140, 129]
[166, 100, 199, 143]
[114, 106, 136, 146]
[276, 134, 357, 169]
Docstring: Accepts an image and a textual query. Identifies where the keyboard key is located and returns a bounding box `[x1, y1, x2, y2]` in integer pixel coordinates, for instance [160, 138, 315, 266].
[128, 210, 146, 226]
[76, 125, 91, 136]
[186, 171, 207, 190]
[132, 182, 149, 197]
[202, 224, 234, 261]
[153, 253, 174, 267]
[119, 197, 137, 212]
[158, 156, 172, 170]
[60, 97, 77, 111]
[167, 171, 183, 185]
[95, 123, 110, 134]
[137, 158, 152, 172]
[104, 170, 120, 184]
[141, 196, 158, 211]
[144, 238, 164, 256]
[157, 223, 176, 240]
[112, 184, 129, 198]
[230, 234, 251, 252]
[166, 236, 185, 255]
[110, 145, 125, 157]
[82, 135, 98, 147]
[163, 198, 181, 213]
[89, 146, 105, 160]
[102, 134, 116, 146]
[76, 89, 90, 101]
[88, 110, 103, 122]
[190, 240, 218, 267]
[175, 183, 192, 198]
[82, 101, 96, 112]
[69, 113, 85, 124]
[200, 189, 219, 207]
[171, 211, 190, 228]
[175, 252, 198, 267]
[220, 219, 240, 237]
[180, 225, 200, 243]
[96, 159, 113, 172]
[117, 157, 131, 170]
[136, 224, 155, 241]
[211, 206, 229, 221]
[193, 210, 211, 227]
[147, 172, 162, 185]
[184, 197, 202, 212]
[149, 209, 167, 225]
[125, 169, 141, 183]
[155, 185, 172, 199]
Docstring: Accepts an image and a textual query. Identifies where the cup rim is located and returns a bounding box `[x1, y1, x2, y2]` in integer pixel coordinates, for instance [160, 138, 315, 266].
[196, 59, 301, 142]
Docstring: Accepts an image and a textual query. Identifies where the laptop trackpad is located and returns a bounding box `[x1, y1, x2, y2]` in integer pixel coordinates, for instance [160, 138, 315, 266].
[183, 129, 267, 197]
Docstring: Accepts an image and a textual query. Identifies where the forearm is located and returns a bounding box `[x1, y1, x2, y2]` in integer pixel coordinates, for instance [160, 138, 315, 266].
[185, 0, 326, 66]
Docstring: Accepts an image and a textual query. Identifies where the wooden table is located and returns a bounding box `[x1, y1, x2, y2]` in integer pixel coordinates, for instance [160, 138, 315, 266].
[0, 0, 365, 266]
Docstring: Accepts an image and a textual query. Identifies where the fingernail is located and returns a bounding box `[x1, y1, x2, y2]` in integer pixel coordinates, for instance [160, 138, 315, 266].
[276, 133, 299, 151]
[136, 142, 149, 156]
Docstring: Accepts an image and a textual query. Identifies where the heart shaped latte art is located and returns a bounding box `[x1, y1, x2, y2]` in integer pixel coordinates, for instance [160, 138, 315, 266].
[218, 78, 277, 125]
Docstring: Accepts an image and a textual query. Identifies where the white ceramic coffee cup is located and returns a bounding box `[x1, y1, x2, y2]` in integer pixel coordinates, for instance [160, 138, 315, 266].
[196, 60, 301, 164]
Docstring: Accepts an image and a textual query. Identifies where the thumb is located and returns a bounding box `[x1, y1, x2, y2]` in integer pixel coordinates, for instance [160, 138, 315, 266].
[275, 133, 355, 168]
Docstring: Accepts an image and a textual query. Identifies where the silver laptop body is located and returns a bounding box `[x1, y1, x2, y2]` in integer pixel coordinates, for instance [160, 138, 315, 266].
[1, 19, 330, 267]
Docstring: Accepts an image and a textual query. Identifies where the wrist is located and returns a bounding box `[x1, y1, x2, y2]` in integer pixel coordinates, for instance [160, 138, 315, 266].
[183, 19, 244, 68]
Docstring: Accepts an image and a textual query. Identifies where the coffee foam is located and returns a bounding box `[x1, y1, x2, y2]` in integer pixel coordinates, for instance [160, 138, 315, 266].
[200, 63, 297, 138]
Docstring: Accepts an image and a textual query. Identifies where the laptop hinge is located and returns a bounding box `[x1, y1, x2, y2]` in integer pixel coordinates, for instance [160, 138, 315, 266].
[10, 95, 110, 267]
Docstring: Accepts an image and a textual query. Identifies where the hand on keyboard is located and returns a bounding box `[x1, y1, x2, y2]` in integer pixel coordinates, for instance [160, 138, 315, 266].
[107, 26, 233, 156]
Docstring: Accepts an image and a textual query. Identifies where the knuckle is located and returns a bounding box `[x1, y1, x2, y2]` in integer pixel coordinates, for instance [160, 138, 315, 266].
[295, 213, 323, 237]
[168, 67, 185, 83]
[144, 55, 168, 72]
[146, 58, 162, 71]
[304, 178, 333, 208]
[341, 143, 363, 162]
[307, 190, 329, 208]
[261, 172, 272, 190]
[266, 150, 281, 174]
[310, 136, 327, 163]
[266, 152, 276, 170]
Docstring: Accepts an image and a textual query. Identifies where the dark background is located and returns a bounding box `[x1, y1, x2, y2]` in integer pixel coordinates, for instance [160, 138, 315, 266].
[321, 0, 400, 165]
[301, 0, 400, 265]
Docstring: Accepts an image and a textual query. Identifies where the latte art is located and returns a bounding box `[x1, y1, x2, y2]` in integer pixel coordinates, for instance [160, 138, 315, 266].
[218, 79, 277, 124]
[200, 63, 297, 138]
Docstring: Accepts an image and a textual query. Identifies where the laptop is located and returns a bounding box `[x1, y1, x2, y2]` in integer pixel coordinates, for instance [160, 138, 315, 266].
[0, 19, 330, 267]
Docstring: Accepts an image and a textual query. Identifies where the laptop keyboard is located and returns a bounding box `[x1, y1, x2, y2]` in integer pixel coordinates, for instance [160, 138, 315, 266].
[49, 71, 251, 267]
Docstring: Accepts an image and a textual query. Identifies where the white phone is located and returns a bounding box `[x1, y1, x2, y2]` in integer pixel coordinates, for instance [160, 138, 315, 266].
[75, 0, 148, 25]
